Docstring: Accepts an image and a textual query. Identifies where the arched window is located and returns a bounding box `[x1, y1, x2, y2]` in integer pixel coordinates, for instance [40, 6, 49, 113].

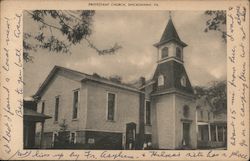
[158, 75, 164, 86]
[161, 47, 169, 59]
[176, 47, 182, 59]
[183, 105, 189, 117]
[180, 76, 186, 87]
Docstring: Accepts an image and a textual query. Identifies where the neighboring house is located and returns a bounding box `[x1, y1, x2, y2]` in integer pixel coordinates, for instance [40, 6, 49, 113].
[32, 16, 227, 150]
[196, 97, 227, 149]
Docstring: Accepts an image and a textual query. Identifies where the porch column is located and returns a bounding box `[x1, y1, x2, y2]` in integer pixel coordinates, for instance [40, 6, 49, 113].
[195, 111, 198, 134]
[215, 125, 218, 142]
[24, 124, 29, 148]
[222, 126, 225, 142]
[40, 121, 45, 148]
[122, 133, 126, 150]
[208, 123, 211, 141]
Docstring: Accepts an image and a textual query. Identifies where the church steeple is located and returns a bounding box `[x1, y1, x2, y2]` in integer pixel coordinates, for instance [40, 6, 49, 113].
[150, 13, 195, 151]
[154, 16, 187, 48]
[152, 13, 193, 95]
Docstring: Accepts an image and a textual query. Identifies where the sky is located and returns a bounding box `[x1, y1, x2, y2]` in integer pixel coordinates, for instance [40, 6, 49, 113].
[23, 10, 227, 97]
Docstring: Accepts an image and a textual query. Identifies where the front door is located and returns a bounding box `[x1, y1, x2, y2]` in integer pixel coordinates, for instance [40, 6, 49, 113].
[183, 123, 190, 147]
[125, 122, 136, 149]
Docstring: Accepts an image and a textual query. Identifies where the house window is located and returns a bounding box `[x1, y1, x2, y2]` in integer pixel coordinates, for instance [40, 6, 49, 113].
[183, 105, 189, 118]
[218, 126, 224, 142]
[107, 92, 116, 121]
[158, 75, 164, 86]
[41, 101, 45, 114]
[210, 125, 216, 141]
[72, 90, 79, 119]
[176, 47, 182, 59]
[161, 47, 169, 59]
[180, 76, 186, 87]
[54, 97, 60, 122]
[200, 110, 203, 119]
[198, 126, 208, 141]
[145, 101, 151, 125]
[70, 132, 76, 144]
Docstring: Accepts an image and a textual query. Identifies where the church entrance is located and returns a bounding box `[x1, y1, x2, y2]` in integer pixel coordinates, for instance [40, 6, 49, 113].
[182, 123, 190, 147]
[125, 122, 136, 150]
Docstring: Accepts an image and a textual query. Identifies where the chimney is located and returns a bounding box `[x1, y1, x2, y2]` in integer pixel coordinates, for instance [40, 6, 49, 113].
[139, 77, 146, 87]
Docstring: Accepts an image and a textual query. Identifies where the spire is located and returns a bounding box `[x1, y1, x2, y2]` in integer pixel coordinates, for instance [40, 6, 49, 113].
[154, 14, 187, 47]
[160, 18, 181, 42]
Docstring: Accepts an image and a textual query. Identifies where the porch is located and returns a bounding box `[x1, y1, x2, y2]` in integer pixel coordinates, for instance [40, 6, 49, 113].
[197, 122, 227, 149]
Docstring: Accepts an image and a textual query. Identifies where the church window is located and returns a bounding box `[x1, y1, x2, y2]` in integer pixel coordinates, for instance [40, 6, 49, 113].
[180, 76, 187, 87]
[183, 105, 189, 118]
[161, 47, 169, 59]
[54, 96, 60, 122]
[70, 132, 77, 144]
[176, 47, 182, 59]
[145, 101, 151, 125]
[107, 92, 116, 121]
[72, 90, 79, 119]
[41, 101, 45, 114]
[158, 75, 164, 86]
[52, 132, 58, 145]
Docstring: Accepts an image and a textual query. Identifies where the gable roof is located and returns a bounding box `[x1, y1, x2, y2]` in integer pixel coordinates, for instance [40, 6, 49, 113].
[34, 66, 142, 98]
[154, 18, 187, 47]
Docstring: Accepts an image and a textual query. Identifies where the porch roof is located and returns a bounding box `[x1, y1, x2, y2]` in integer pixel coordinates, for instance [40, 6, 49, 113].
[24, 108, 51, 122]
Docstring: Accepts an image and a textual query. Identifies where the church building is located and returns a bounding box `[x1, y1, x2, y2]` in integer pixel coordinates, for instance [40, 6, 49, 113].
[32, 16, 226, 150]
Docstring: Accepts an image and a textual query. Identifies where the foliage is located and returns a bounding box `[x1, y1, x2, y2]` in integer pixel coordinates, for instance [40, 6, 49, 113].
[55, 119, 70, 145]
[59, 119, 68, 131]
[109, 75, 122, 83]
[24, 10, 122, 62]
[204, 10, 226, 42]
[194, 80, 227, 114]
[92, 73, 122, 84]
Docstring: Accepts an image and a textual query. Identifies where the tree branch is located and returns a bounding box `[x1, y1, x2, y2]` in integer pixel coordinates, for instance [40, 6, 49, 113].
[65, 11, 82, 22]
[55, 11, 74, 30]
[25, 11, 62, 31]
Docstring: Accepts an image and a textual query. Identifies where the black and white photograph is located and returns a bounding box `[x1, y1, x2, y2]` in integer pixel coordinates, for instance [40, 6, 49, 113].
[23, 10, 227, 150]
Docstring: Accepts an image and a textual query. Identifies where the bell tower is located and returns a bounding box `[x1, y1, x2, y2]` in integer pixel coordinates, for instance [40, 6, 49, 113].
[152, 15, 193, 94]
[151, 14, 197, 150]
[155, 17, 186, 64]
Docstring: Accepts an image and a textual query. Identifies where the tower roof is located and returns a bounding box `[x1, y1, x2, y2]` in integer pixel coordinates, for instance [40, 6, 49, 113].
[152, 60, 194, 95]
[154, 18, 187, 47]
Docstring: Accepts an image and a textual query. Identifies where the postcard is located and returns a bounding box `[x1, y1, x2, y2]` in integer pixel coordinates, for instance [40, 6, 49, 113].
[0, 0, 249, 160]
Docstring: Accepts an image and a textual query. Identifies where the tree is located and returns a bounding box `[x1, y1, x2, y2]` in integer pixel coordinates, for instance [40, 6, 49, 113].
[194, 80, 227, 114]
[54, 119, 70, 146]
[204, 10, 226, 42]
[24, 10, 122, 62]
